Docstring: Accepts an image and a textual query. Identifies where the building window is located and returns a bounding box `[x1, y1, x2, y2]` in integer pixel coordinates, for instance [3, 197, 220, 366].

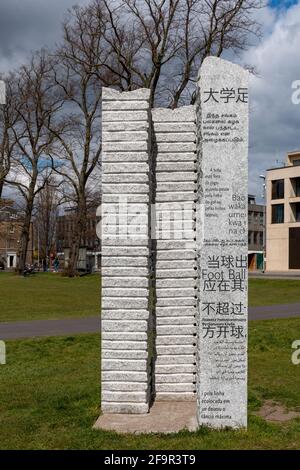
[257, 232, 261, 244]
[296, 204, 300, 222]
[272, 179, 284, 199]
[253, 232, 257, 245]
[248, 231, 252, 245]
[272, 204, 284, 224]
[292, 159, 300, 166]
[291, 202, 300, 222]
[294, 178, 300, 197]
[259, 212, 264, 225]
[259, 232, 263, 246]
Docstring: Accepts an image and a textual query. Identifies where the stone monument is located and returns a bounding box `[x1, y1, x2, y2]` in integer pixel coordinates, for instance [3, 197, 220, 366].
[196, 57, 248, 428]
[96, 56, 249, 432]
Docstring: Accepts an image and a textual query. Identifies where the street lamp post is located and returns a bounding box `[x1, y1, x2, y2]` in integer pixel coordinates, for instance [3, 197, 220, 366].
[259, 175, 266, 273]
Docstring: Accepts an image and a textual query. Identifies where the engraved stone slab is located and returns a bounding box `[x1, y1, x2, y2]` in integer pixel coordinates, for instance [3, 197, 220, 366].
[197, 57, 249, 428]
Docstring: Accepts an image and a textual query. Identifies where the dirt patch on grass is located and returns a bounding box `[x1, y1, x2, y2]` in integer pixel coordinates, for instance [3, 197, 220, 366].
[256, 400, 300, 422]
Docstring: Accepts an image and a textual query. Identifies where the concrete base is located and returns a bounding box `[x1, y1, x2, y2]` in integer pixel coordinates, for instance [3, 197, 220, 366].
[93, 401, 198, 434]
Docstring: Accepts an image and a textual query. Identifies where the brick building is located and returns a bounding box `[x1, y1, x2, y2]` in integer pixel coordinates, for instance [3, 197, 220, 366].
[56, 207, 101, 272]
[0, 199, 33, 269]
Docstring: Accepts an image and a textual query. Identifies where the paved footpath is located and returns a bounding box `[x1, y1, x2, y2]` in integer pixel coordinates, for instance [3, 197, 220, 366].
[0, 316, 101, 340]
[1, 304, 300, 340]
[249, 271, 300, 280]
[249, 303, 300, 321]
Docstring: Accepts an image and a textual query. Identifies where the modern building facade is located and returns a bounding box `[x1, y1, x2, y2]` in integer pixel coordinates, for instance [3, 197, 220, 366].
[248, 195, 264, 271]
[266, 151, 300, 271]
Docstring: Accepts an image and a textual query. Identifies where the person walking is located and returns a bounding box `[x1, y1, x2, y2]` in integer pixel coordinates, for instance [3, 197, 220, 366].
[53, 257, 59, 273]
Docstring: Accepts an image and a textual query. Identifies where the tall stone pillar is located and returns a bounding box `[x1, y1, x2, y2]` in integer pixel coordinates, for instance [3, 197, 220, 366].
[152, 107, 198, 401]
[101, 88, 152, 414]
[196, 57, 249, 428]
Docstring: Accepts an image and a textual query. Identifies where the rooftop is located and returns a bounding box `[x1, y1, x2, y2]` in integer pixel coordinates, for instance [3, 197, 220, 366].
[266, 150, 300, 172]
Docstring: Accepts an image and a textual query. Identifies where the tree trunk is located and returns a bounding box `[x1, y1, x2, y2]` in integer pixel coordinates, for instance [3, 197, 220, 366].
[16, 173, 37, 275]
[0, 178, 4, 199]
[17, 196, 34, 274]
[64, 195, 87, 277]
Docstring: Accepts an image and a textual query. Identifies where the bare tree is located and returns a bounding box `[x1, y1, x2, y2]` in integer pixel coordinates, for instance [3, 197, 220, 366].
[7, 51, 62, 274]
[47, 0, 263, 277]
[96, 0, 263, 107]
[48, 5, 106, 277]
[169, 0, 264, 108]
[1, 0, 263, 275]
[34, 176, 59, 267]
[0, 74, 19, 198]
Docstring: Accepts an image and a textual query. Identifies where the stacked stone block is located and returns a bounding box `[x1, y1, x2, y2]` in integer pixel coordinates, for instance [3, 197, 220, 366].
[101, 88, 152, 414]
[152, 107, 198, 401]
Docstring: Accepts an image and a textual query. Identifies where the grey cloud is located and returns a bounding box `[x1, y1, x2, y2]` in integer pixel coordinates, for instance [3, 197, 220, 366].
[0, 0, 89, 71]
[242, 2, 300, 201]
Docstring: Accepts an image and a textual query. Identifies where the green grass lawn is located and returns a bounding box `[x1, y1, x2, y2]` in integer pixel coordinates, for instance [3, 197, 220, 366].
[249, 278, 300, 307]
[0, 272, 100, 322]
[1, 319, 300, 449]
[1, 272, 300, 322]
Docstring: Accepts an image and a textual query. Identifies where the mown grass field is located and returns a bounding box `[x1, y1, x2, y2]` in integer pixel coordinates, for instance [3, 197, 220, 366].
[0, 272, 100, 322]
[1, 272, 300, 322]
[249, 278, 300, 307]
[0, 318, 300, 449]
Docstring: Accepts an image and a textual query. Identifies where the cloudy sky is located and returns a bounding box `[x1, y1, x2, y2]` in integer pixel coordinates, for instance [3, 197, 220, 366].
[246, 0, 300, 200]
[0, 0, 89, 71]
[1, 0, 300, 201]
